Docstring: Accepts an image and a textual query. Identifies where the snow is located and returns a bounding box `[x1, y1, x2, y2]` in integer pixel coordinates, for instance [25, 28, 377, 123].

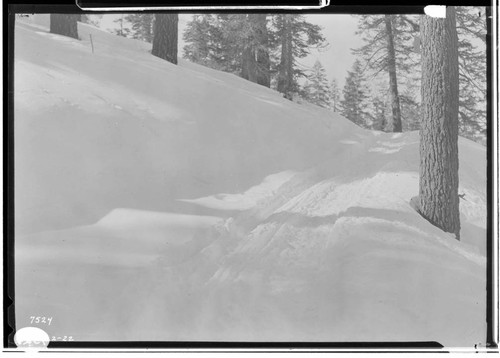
[14, 16, 487, 347]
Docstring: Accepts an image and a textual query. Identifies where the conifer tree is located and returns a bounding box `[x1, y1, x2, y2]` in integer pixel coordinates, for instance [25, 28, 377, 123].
[353, 14, 420, 132]
[183, 15, 221, 68]
[400, 85, 421, 131]
[223, 14, 271, 87]
[241, 14, 271, 87]
[455, 6, 487, 142]
[371, 95, 387, 131]
[273, 14, 326, 99]
[182, 13, 325, 92]
[183, 14, 271, 86]
[125, 14, 155, 43]
[114, 14, 130, 37]
[418, 6, 460, 240]
[340, 59, 371, 128]
[329, 78, 340, 112]
[303, 60, 330, 108]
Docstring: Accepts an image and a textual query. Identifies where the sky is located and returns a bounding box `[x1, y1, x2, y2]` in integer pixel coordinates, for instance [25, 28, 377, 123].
[99, 13, 363, 87]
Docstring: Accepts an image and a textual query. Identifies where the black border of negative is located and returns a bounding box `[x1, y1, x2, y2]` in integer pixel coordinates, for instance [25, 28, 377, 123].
[3, 0, 498, 352]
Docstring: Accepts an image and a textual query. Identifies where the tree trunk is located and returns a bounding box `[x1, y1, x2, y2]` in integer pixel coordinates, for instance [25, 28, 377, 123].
[418, 7, 460, 240]
[50, 14, 79, 39]
[277, 15, 293, 99]
[152, 13, 178, 65]
[384, 15, 402, 132]
[253, 14, 271, 88]
[241, 45, 257, 82]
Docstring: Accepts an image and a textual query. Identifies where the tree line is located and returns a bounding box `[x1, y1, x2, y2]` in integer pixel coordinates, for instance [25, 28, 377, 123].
[344, 8, 486, 144]
[49, 10, 486, 144]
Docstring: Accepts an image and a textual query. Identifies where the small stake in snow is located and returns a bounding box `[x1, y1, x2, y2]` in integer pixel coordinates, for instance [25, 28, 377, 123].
[89, 34, 94, 54]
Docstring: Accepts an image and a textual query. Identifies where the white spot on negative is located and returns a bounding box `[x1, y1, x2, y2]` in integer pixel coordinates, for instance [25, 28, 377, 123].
[14, 327, 50, 351]
[424, 5, 447, 18]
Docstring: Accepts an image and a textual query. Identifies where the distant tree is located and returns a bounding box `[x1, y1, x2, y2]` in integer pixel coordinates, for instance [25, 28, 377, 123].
[220, 14, 271, 86]
[299, 80, 312, 101]
[400, 85, 421, 131]
[50, 14, 79, 39]
[273, 14, 326, 99]
[152, 13, 178, 65]
[114, 14, 130, 37]
[340, 59, 371, 127]
[329, 78, 340, 112]
[183, 15, 221, 68]
[370, 95, 388, 131]
[456, 6, 487, 142]
[81, 14, 102, 28]
[183, 14, 271, 86]
[240, 14, 271, 87]
[182, 13, 325, 91]
[303, 60, 330, 108]
[353, 14, 420, 132]
[125, 14, 155, 43]
[418, 7, 460, 240]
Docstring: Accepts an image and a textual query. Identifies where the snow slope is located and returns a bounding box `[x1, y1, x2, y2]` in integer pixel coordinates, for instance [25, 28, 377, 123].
[14, 16, 487, 347]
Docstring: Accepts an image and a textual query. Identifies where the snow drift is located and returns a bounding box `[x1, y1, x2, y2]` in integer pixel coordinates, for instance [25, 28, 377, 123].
[14, 16, 487, 347]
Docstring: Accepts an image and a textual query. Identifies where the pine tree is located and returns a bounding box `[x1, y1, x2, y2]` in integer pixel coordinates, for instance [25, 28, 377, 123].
[340, 59, 371, 128]
[183, 14, 270, 85]
[456, 6, 487, 143]
[182, 14, 324, 91]
[371, 95, 388, 131]
[418, 7, 460, 240]
[303, 60, 330, 108]
[240, 14, 271, 87]
[273, 14, 326, 99]
[183, 15, 218, 67]
[125, 14, 154, 43]
[114, 14, 130, 37]
[152, 13, 178, 65]
[400, 85, 421, 131]
[353, 14, 420, 132]
[50, 14, 79, 39]
[329, 78, 340, 112]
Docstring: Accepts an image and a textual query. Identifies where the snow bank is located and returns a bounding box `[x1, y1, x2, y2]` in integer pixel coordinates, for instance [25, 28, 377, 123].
[14, 16, 487, 347]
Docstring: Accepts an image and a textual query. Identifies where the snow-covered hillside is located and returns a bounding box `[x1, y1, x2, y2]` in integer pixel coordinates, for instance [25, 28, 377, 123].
[14, 16, 487, 347]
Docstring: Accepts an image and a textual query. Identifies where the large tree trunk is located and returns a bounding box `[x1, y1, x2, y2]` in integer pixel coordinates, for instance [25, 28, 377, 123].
[384, 15, 402, 132]
[50, 14, 79, 39]
[277, 15, 293, 99]
[418, 7, 460, 240]
[152, 13, 178, 65]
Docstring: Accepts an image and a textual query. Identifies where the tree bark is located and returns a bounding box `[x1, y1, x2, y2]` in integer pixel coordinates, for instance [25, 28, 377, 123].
[152, 13, 178, 65]
[253, 14, 271, 88]
[50, 14, 79, 39]
[277, 15, 294, 99]
[384, 15, 402, 132]
[418, 7, 460, 240]
[241, 45, 257, 82]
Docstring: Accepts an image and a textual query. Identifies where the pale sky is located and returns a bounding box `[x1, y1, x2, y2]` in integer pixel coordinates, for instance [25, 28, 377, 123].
[99, 13, 362, 87]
